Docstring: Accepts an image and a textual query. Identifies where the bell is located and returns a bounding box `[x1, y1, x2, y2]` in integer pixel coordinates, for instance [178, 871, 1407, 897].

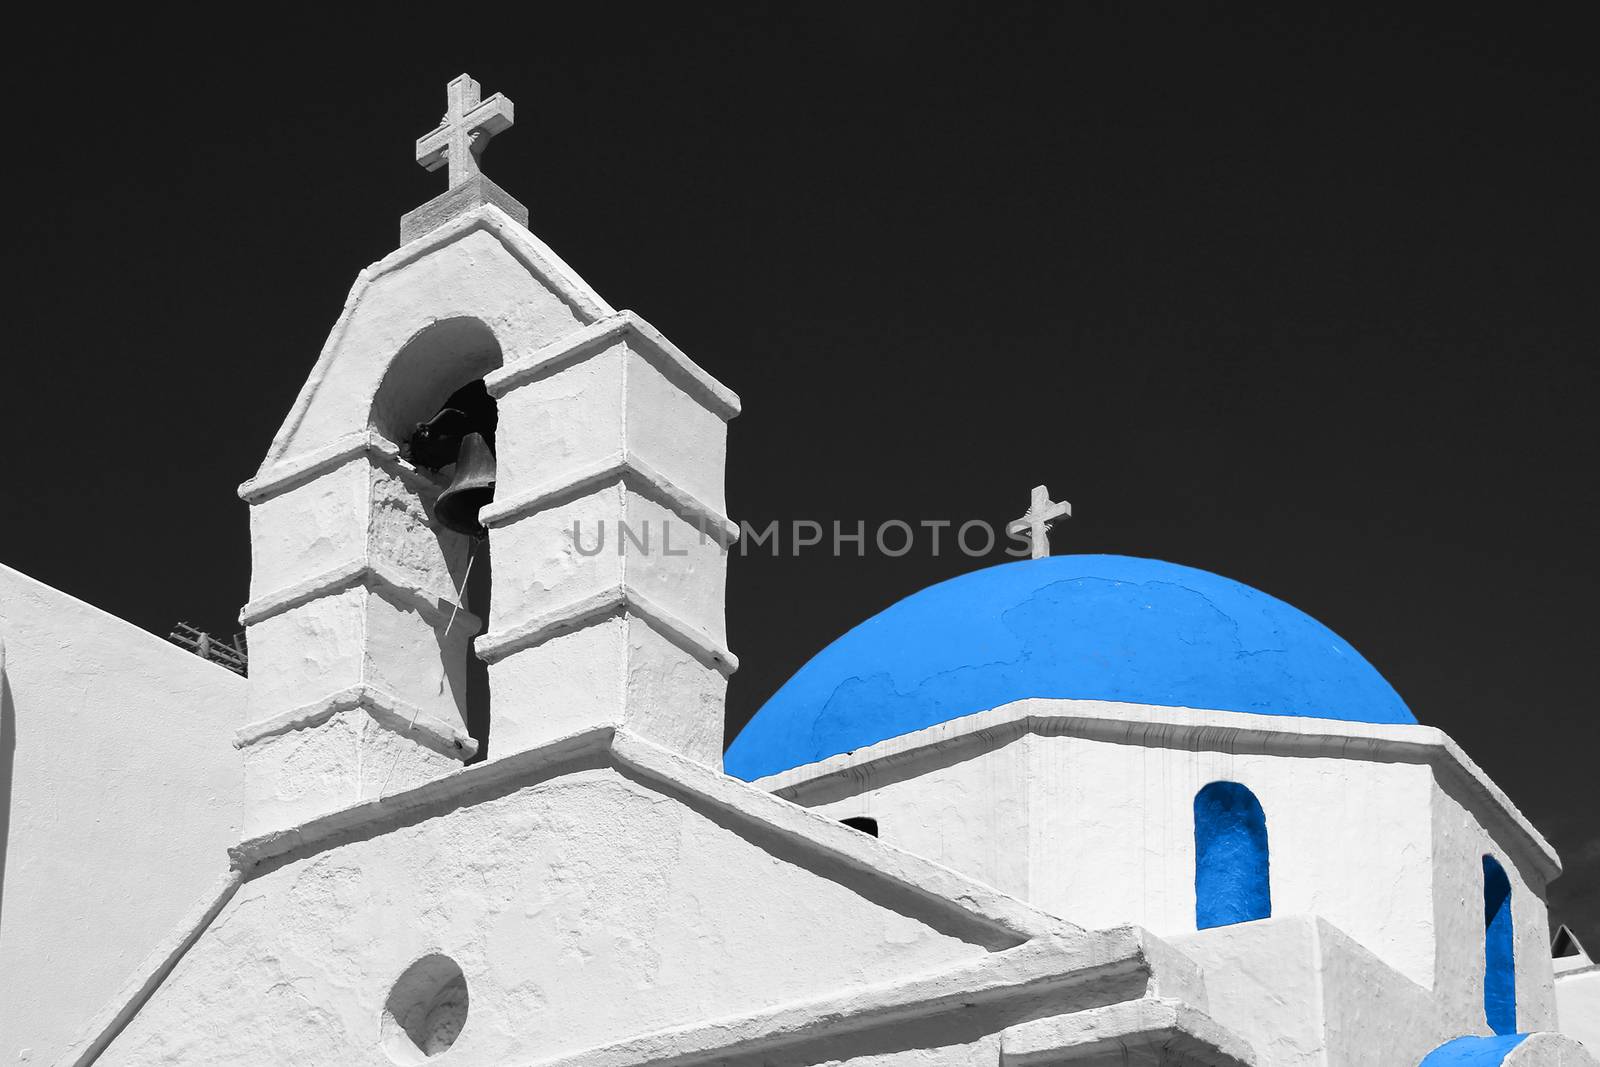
[434, 432, 497, 537]
[409, 407, 471, 471]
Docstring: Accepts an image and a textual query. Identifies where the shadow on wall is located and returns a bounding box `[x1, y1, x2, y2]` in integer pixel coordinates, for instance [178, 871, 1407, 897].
[461, 537, 491, 761]
[0, 644, 14, 926]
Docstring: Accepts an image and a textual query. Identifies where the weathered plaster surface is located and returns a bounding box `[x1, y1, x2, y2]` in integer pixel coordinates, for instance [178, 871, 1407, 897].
[96, 726, 1221, 1067]
[240, 705, 465, 836]
[100, 767, 1003, 1064]
[1554, 965, 1600, 1050]
[0, 565, 246, 1065]
[241, 453, 475, 710]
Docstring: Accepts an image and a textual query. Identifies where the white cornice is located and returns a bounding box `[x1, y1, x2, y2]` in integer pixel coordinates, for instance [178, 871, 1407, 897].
[484, 311, 741, 420]
[475, 583, 737, 675]
[233, 683, 477, 760]
[750, 698, 1563, 883]
[237, 430, 440, 505]
[238, 557, 479, 632]
[479, 449, 739, 544]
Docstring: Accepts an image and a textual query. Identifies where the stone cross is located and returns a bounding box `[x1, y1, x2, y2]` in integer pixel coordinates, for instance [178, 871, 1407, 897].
[1008, 484, 1072, 559]
[415, 74, 516, 187]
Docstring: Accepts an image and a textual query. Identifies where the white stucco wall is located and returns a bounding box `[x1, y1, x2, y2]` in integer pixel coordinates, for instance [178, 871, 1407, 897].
[0, 564, 247, 1065]
[1029, 731, 1440, 986]
[99, 764, 999, 1066]
[798, 724, 1440, 988]
[1555, 966, 1600, 1051]
[777, 700, 1568, 1057]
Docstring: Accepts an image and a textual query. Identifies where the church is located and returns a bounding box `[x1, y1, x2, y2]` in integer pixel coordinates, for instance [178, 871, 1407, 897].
[2, 75, 1596, 1067]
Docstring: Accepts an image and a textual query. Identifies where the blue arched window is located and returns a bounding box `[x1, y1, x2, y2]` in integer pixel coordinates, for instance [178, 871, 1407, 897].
[1482, 854, 1516, 1035]
[1194, 781, 1271, 930]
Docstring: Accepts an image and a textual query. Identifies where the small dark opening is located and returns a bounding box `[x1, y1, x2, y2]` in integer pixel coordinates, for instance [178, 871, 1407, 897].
[1552, 925, 1583, 959]
[841, 816, 878, 837]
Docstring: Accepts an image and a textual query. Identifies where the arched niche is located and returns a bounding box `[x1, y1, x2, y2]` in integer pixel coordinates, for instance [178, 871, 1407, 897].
[1482, 854, 1516, 1035]
[1194, 780, 1271, 930]
[381, 953, 469, 1063]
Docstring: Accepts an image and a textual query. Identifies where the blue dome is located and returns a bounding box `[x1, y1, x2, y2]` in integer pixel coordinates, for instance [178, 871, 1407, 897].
[725, 554, 1412, 780]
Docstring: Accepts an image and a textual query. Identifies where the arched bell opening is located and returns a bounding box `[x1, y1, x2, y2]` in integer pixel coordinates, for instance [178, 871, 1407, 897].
[370, 318, 503, 447]
[371, 318, 504, 762]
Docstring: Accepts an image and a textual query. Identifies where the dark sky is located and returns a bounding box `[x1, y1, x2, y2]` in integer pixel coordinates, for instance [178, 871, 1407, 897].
[4, 6, 1596, 942]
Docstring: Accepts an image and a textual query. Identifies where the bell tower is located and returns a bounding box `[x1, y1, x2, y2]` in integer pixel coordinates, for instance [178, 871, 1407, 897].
[234, 75, 739, 838]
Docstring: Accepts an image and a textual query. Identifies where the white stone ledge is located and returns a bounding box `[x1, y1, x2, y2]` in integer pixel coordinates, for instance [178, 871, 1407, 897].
[238, 430, 439, 504]
[1000, 996, 1257, 1066]
[480, 449, 740, 544]
[233, 683, 477, 760]
[755, 698, 1563, 884]
[484, 310, 741, 420]
[51, 870, 243, 1067]
[516, 933, 1160, 1067]
[238, 556, 479, 632]
[476, 583, 737, 674]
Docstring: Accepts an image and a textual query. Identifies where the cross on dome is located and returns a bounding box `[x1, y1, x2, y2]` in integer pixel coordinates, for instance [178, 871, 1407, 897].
[415, 74, 516, 188]
[1008, 484, 1071, 559]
